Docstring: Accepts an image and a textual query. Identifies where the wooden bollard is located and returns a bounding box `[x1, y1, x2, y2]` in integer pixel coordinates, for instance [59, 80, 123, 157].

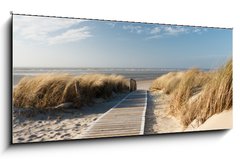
[130, 79, 137, 92]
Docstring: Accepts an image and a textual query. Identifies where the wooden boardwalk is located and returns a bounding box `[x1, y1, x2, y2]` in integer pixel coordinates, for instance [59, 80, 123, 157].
[81, 90, 147, 139]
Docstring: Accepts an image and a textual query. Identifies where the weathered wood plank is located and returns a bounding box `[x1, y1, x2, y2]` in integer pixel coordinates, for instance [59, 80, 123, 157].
[81, 90, 147, 139]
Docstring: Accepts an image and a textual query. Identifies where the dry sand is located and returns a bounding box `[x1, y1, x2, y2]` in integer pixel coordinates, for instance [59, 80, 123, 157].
[12, 92, 129, 143]
[12, 80, 152, 143]
[136, 80, 152, 90]
[185, 110, 232, 132]
[144, 90, 182, 134]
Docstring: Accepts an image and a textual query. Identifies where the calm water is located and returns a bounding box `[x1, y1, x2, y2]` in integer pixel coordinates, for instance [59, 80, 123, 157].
[13, 67, 185, 85]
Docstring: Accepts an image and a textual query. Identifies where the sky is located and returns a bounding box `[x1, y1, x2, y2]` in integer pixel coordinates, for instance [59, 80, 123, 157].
[13, 15, 232, 69]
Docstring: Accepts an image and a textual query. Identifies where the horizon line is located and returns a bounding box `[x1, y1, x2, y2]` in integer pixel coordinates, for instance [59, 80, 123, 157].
[13, 66, 214, 70]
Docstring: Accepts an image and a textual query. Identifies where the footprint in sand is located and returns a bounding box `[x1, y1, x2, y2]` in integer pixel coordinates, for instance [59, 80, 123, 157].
[18, 137, 25, 141]
[52, 132, 61, 138]
[75, 123, 81, 127]
[50, 132, 61, 138]
[60, 133, 70, 138]
[29, 134, 37, 138]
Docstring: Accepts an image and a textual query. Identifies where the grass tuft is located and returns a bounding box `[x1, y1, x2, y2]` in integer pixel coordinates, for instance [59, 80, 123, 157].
[182, 60, 232, 127]
[150, 60, 232, 128]
[13, 74, 129, 109]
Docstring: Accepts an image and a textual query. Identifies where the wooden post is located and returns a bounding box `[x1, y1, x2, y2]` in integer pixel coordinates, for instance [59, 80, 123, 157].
[130, 79, 137, 92]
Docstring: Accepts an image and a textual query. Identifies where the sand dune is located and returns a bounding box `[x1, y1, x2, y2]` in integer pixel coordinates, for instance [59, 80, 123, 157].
[12, 79, 152, 143]
[185, 110, 232, 131]
[197, 110, 232, 130]
[149, 60, 232, 131]
[13, 74, 129, 109]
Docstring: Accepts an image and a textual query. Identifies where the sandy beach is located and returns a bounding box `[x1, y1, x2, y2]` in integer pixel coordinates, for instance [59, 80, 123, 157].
[13, 92, 131, 143]
[12, 79, 152, 143]
[185, 110, 232, 132]
[144, 90, 182, 134]
[136, 80, 152, 90]
[144, 90, 232, 134]
[12, 76, 232, 143]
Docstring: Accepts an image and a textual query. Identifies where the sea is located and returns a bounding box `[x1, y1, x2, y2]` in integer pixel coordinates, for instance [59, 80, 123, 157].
[13, 67, 185, 85]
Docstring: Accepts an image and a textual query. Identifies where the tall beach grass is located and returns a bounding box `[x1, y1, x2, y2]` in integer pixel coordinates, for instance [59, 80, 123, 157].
[150, 72, 184, 94]
[168, 69, 211, 122]
[182, 60, 232, 127]
[150, 60, 232, 128]
[13, 74, 129, 109]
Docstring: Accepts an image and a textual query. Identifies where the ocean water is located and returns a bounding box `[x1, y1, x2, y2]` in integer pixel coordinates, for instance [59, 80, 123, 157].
[13, 67, 183, 85]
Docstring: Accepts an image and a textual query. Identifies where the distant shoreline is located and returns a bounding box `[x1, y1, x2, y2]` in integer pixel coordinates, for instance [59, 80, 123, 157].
[12, 71, 160, 86]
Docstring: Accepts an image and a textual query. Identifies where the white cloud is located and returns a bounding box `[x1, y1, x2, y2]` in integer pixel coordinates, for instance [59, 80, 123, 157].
[145, 26, 208, 40]
[192, 27, 208, 34]
[193, 28, 201, 33]
[48, 27, 92, 45]
[13, 15, 90, 45]
[150, 27, 161, 34]
[122, 25, 143, 34]
[121, 24, 195, 40]
[163, 26, 188, 35]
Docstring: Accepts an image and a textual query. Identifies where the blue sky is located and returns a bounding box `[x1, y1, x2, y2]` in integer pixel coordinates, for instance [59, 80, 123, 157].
[13, 15, 232, 69]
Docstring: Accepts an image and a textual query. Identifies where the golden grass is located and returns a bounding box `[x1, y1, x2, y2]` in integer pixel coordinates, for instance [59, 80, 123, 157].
[150, 61, 232, 129]
[154, 60, 232, 128]
[181, 60, 232, 127]
[150, 72, 184, 94]
[13, 74, 129, 109]
[168, 69, 211, 121]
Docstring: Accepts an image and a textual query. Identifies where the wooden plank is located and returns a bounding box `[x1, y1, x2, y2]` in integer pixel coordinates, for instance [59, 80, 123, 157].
[87, 129, 141, 133]
[81, 90, 148, 139]
[91, 126, 141, 130]
[83, 133, 139, 138]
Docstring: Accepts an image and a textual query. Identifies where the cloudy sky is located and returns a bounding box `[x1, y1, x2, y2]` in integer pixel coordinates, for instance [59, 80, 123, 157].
[13, 15, 232, 69]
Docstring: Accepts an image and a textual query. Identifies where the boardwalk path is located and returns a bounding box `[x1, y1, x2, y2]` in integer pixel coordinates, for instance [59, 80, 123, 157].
[81, 90, 147, 139]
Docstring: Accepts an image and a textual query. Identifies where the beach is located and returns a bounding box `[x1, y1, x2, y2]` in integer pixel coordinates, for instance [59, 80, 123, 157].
[12, 63, 232, 143]
[12, 68, 160, 143]
[185, 110, 232, 132]
[144, 89, 232, 134]
[144, 90, 182, 134]
[13, 92, 130, 143]
[12, 79, 153, 143]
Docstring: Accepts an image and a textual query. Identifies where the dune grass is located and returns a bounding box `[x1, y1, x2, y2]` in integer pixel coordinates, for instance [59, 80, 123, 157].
[150, 60, 232, 128]
[13, 74, 129, 109]
[167, 69, 211, 122]
[150, 72, 184, 94]
[181, 60, 232, 127]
